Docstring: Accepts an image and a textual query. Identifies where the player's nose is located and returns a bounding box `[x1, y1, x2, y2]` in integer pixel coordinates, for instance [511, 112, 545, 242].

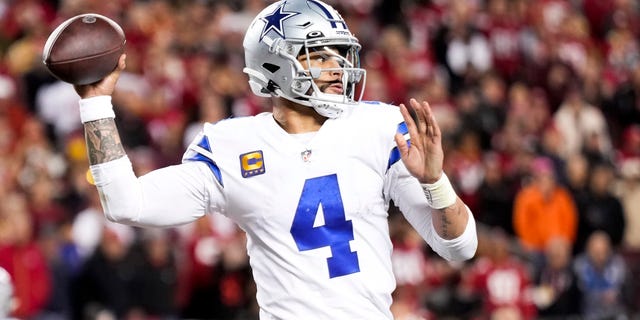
[329, 62, 343, 76]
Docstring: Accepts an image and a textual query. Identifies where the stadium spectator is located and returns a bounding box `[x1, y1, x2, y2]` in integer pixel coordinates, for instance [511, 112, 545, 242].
[476, 152, 515, 235]
[563, 152, 590, 210]
[432, 0, 492, 94]
[513, 156, 578, 267]
[531, 237, 581, 317]
[71, 221, 137, 319]
[574, 231, 633, 319]
[477, 73, 508, 147]
[552, 83, 612, 161]
[35, 79, 82, 141]
[411, 77, 460, 143]
[0, 192, 51, 319]
[537, 124, 566, 185]
[129, 229, 180, 319]
[478, 0, 526, 83]
[615, 126, 640, 254]
[176, 215, 249, 319]
[38, 220, 80, 319]
[366, 26, 412, 104]
[575, 161, 626, 253]
[459, 227, 537, 320]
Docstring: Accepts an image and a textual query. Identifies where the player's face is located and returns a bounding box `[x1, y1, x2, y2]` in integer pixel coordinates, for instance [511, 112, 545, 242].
[297, 46, 350, 95]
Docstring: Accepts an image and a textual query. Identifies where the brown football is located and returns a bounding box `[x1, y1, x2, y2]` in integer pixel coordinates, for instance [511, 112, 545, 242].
[43, 13, 125, 85]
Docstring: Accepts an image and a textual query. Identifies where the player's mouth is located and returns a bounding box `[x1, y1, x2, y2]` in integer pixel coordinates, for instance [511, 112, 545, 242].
[324, 82, 343, 94]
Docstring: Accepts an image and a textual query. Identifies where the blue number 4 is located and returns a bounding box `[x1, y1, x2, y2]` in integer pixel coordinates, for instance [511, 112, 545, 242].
[290, 174, 360, 278]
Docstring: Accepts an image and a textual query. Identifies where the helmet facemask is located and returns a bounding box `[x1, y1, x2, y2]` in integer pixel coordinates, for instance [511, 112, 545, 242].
[290, 41, 366, 118]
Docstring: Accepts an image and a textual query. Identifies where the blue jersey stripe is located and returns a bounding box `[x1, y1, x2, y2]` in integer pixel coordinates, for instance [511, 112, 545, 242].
[197, 135, 212, 152]
[186, 153, 223, 187]
[397, 122, 408, 136]
[388, 147, 401, 169]
[387, 122, 410, 170]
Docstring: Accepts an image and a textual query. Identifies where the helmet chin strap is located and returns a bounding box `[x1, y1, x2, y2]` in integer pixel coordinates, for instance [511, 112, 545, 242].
[284, 74, 348, 118]
[308, 76, 350, 118]
[274, 86, 344, 119]
[299, 66, 356, 118]
[310, 95, 345, 118]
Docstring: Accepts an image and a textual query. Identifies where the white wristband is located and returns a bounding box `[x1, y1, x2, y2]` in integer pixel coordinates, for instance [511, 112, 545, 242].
[79, 95, 115, 123]
[421, 173, 457, 209]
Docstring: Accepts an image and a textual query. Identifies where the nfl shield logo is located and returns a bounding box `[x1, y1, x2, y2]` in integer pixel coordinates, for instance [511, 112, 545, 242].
[301, 149, 312, 162]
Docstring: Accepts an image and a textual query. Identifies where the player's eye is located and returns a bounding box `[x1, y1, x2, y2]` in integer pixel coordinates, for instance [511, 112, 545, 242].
[314, 54, 328, 63]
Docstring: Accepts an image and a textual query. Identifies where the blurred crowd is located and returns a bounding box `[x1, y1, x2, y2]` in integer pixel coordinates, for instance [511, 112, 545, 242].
[0, 0, 639, 319]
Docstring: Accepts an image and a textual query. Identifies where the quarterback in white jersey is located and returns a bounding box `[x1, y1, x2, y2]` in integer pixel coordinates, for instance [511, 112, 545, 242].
[179, 101, 476, 319]
[72, 0, 478, 319]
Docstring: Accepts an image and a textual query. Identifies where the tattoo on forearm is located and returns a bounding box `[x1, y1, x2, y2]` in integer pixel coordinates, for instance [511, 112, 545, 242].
[84, 118, 125, 165]
[434, 202, 465, 239]
[438, 207, 453, 238]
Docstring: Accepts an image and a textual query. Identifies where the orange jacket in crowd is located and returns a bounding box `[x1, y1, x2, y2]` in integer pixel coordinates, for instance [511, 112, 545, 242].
[513, 184, 578, 252]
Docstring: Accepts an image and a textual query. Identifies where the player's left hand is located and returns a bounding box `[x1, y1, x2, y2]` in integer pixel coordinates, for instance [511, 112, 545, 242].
[394, 98, 444, 184]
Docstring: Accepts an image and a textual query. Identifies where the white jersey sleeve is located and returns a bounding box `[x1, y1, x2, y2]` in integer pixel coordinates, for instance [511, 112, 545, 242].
[90, 156, 216, 227]
[385, 160, 477, 261]
[367, 101, 477, 261]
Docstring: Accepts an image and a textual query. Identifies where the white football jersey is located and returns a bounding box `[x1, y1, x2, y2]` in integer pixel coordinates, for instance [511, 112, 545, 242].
[181, 101, 469, 320]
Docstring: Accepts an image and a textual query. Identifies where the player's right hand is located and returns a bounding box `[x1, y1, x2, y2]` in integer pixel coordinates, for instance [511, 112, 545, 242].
[395, 98, 445, 184]
[74, 53, 126, 99]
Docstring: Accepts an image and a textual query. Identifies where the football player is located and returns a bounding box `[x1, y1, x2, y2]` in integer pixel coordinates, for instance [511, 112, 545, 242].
[74, 0, 478, 319]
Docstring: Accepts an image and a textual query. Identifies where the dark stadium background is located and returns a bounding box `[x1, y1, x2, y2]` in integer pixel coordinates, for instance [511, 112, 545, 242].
[0, 0, 638, 319]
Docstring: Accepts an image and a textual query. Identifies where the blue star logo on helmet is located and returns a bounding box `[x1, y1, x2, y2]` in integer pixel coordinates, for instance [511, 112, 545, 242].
[259, 4, 300, 41]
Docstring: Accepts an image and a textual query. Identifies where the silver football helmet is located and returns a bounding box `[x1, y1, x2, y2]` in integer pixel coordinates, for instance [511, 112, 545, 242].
[243, 0, 366, 118]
